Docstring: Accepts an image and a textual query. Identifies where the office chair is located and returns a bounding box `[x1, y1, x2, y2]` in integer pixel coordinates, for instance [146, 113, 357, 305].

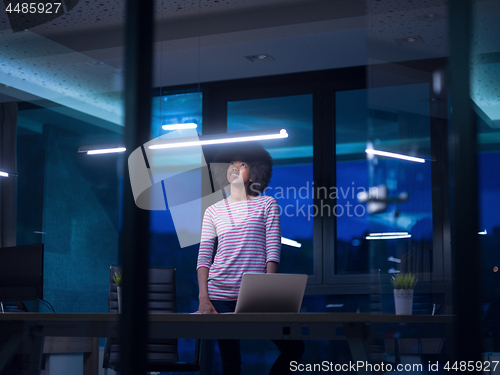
[103, 265, 200, 374]
[367, 269, 388, 364]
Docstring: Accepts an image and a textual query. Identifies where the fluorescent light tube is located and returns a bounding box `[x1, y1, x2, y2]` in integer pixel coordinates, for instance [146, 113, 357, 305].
[366, 232, 411, 240]
[162, 123, 198, 130]
[365, 149, 425, 163]
[0, 171, 8, 177]
[87, 147, 126, 155]
[479, 230, 487, 235]
[281, 237, 302, 248]
[367, 235, 411, 240]
[370, 232, 409, 236]
[149, 129, 288, 150]
[388, 256, 401, 263]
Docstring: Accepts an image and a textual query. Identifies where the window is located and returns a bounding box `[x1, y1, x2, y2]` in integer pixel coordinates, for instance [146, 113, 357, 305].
[227, 94, 315, 275]
[335, 85, 434, 279]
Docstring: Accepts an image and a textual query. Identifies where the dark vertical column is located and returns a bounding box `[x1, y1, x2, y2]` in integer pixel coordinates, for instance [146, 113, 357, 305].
[202, 85, 228, 135]
[449, 0, 482, 366]
[0, 102, 18, 247]
[317, 84, 331, 285]
[200, 85, 225, 375]
[430, 115, 452, 311]
[120, 0, 154, 374]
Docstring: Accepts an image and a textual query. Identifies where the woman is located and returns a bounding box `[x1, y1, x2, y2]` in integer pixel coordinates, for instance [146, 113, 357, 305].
[196, 142, 304, 375]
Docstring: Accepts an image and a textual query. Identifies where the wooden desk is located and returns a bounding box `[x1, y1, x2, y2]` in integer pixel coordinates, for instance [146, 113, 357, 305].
[0, 313, 453, 375]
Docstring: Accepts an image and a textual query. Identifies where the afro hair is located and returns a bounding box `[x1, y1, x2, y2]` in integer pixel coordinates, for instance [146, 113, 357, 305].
[210, 142, 273, 196]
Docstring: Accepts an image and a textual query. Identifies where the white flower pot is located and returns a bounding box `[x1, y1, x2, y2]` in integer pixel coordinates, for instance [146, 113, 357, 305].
[394, 289, 413, 315]
[117, 286, 122, 313]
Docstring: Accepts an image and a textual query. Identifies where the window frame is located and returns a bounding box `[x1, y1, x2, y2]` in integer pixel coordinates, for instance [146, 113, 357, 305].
[157, 61, 449, 295]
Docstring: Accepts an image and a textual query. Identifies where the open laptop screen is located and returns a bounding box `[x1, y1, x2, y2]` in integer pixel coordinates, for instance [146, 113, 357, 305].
[234, 273, 307, 313]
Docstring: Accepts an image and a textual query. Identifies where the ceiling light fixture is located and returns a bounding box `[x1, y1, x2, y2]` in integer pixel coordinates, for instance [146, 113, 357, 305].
[78, 146, 126, 155]
[87, 147, 126, 155]
[365, 149, 426, 163]
[149, 128, 288, 150]
[162, 123, 198, 130]
[388, 268, 401, 273]
[245, 54, 275, 62]
[366, 232, 411, 240]
[80, 129, 288, 155]
[370, 232, 409, 236]
[395, 35, 425, 46]
[281, 237, 302, 248]
[0, 169, 18, 177]
[479, 230, 487, 235]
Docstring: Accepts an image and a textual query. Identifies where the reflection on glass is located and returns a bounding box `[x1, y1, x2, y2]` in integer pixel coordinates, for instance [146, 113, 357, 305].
[11, 26, 126, 313]
[228, 95, 313, 275]
[336, 86, 433, 277]
[151, 92, 202, 139]
[472, 0, 500, 352]
[149, 92, 204, 291]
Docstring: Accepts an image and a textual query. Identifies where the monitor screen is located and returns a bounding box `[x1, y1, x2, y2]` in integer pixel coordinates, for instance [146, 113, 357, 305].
[0, 244, 44, 301]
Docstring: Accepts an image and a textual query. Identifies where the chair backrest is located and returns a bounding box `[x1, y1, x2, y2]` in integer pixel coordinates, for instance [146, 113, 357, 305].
[106, 265, 181, 369]
[369, 269, 383, 314]
[108, 265, 178, 313]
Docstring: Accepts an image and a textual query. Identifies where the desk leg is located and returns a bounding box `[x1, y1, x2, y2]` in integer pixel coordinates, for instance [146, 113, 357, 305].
[343, 323, 373, 375]
[83, 338, 99, 375]
[394, 338, 401, 365]
[199, 339, 214, 375]
[27, 335, 44, 375]
[445, 323, 454, 361]
[0, 331, 29, 373]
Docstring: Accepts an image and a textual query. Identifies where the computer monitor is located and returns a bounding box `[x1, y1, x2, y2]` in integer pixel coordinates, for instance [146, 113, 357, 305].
[0, 244, 44, 302]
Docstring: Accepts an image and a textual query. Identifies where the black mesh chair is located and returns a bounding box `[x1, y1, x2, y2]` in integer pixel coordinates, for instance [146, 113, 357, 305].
[367, 269, 388, 364]
[103, 265, 200, 374]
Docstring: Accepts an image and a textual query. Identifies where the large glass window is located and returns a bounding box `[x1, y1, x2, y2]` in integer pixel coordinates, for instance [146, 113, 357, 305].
[149, 91, 203, 313]
[227, 94, 314, 276]
[10, 28, 127, 313]
[335, 84, 433, 278]
[472, 0, 500, 351]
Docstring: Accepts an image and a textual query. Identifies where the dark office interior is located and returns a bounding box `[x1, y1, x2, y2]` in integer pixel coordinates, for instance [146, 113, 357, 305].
[0, 0, 499, 374]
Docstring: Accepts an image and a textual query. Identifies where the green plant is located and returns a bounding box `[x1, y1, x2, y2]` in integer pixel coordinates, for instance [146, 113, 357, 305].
[112, 271, 122, 287]
[390, 273, 417, 290]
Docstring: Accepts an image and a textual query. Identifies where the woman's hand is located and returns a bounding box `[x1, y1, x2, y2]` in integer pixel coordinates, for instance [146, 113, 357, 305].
[198, 297, 218, 314]
[197, 267, 217, 313]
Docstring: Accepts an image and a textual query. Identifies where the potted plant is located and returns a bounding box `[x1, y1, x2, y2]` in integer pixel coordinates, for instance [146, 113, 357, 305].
[391, 273, 417, 315]
[112, 271, 122, 313]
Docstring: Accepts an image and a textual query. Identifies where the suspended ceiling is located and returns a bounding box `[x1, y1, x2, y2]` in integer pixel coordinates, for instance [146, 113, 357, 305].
[0, 0, 498, 131]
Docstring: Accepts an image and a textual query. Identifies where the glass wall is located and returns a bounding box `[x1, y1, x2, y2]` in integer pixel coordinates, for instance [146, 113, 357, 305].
[149, 91, 203, 313]
[227, 94, 314, 275]
[336, 84, 433, 278]
[5, 0, 500, 372]
[2, 12, 127, 313]
[472, 0, 500, 353]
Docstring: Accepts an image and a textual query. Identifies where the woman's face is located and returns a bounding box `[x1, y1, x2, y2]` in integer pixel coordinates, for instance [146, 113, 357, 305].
[227, 159, 251, 186]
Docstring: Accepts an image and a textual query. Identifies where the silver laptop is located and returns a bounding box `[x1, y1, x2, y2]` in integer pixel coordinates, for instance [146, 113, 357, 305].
[234, 273, 308, 313]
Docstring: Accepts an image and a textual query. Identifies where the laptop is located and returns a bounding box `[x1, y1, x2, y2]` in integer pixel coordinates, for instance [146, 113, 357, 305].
[233, 273, 308, 313]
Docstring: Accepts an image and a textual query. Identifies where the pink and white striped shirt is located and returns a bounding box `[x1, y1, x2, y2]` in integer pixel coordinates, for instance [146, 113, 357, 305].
[196, 195, 281, 301]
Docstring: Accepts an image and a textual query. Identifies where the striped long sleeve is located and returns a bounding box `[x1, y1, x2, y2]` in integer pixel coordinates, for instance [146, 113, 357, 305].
[196, 195, 281, 300]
